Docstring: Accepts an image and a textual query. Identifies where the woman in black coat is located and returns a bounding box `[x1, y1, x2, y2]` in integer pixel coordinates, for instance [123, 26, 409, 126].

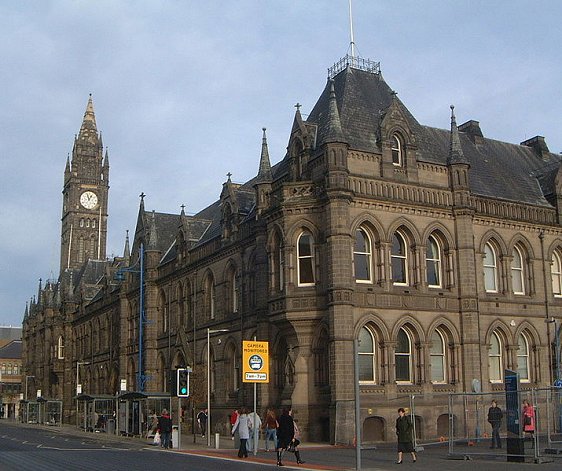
[395, 407, 416, 464]
[276, 407, 294, 467]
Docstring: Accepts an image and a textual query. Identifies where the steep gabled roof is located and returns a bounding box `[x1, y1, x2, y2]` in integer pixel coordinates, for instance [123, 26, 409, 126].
[305, 65, 561, 207]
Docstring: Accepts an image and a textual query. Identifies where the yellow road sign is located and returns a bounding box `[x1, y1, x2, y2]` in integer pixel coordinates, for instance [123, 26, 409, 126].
[242, 340, 269, 383]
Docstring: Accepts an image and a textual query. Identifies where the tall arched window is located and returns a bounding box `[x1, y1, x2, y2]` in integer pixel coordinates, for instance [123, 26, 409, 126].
[430, 330, 446, 383]
[358, 327, 376, 383]
[395, 328, 412, 383]
[354, 227, 372, 283]
[517, 333, 530, 382]
[226, 266, 238, 314]
[297, 231, 315, 286]
[489, 331, 503, 382]
[204, 275, 215, 319]
[484, 243, 498, 293]
[426, 235, 442, 288]
[271, 231, 285, 292]
[391, 232, 408, 285]
[57, 335, 64, 359]
[511, 245, 525, 295]
[552, 251, 562, 297]
[391, 134, 403, 166]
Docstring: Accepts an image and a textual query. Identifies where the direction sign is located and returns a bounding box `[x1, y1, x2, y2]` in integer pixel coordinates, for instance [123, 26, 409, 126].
[554, 379, 562, 389]
[242, 340, 269, 383]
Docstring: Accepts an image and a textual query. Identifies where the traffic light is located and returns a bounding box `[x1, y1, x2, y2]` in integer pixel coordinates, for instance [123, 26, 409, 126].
[176, 368, 190, 397]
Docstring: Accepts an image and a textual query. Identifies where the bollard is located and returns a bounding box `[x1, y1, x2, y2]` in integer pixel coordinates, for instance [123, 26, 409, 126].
[215, 432, 220, 449]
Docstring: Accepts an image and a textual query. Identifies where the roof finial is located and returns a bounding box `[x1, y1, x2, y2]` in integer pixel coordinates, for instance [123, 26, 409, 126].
[257, 127, 272, 182]
[348, 0, 356, 60]
[448, 104, 468, 165]
[226, 172, 232, 182]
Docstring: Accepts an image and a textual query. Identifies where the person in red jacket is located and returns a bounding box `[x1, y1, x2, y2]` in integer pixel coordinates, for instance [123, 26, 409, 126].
[522, 399, 535, 439]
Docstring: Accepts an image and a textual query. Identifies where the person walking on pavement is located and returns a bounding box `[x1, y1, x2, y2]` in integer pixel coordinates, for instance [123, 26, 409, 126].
[197, 408, 208, 438]
[395, 407, 416, 464]
[522, 399, 535, 441]
[157, 409, 173, 449]
[488, 399, 503, 449]
[263, 408, 279, 452]
[231, 407, 252, 458]
[276, 407, 294, 467]
[230, 408, 240, 449]
[289, 409, 305, 465]
[247, 409, 262, 454]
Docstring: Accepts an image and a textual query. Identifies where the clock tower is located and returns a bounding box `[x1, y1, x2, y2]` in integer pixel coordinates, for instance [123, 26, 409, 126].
[60, 95, 109, 273]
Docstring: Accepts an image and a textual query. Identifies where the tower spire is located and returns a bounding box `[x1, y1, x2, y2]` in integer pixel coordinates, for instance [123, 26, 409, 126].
[448, 105, 468, 165]
[256, 127, 272, 182]
[325, 80, 345, 143]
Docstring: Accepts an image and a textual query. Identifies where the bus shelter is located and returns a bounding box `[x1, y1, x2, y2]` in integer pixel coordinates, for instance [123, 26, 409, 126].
[19, 400, 40, 424]
[76, 394, 116, 432]
[37, 397, 63, 426]
[117, 392, 171, 437]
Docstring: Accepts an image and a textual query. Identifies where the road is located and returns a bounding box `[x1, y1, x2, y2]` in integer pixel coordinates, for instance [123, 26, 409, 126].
[3, 420, 562, 471]
[0, 421, 272, 471]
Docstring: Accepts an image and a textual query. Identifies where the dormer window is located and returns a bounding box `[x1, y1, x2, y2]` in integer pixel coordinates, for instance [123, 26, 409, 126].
[391, 134, 403, 166]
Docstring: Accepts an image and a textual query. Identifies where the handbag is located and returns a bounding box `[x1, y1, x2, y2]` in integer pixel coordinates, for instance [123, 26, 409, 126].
[287, 441, 296, 453]
[524, 415, 531, 426]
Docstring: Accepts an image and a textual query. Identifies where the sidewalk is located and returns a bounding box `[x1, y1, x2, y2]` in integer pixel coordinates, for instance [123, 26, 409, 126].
[13, 422, 562, 470]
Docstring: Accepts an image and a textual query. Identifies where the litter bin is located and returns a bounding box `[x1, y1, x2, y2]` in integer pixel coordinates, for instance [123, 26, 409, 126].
[107, 418, 115, 435]
[172, 425, 179, 449]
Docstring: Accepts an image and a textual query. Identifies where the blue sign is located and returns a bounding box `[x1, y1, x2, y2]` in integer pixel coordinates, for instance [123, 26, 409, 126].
[249, 354, 263, 371]
[554, 379, 562, 389]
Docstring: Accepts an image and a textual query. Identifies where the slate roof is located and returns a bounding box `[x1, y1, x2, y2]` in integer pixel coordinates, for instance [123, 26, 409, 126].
[0, 340, 22, 359]
[306, 66, 562, 207]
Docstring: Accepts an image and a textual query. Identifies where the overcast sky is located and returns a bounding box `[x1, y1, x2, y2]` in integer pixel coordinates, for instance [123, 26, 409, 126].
[1, 1, 561, 327]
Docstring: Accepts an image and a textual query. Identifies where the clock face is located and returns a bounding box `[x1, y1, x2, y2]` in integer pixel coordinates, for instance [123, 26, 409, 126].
[80, 191, 98, 209]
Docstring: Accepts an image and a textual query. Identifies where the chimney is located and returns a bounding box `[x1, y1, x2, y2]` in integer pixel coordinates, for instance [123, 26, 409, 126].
[520, 136, 549, 158]
[458, 120, 483, 144]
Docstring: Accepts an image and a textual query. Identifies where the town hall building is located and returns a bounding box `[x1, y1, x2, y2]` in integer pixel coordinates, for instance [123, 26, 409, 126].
[22, 53, 562, 443]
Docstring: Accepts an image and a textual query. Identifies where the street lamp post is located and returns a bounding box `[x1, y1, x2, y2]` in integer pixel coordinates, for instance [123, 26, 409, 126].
[207, 328, 229, 447]
[76, 361, 90, 428]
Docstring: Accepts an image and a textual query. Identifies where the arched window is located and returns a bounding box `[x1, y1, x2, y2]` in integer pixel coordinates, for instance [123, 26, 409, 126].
[271, 231, 285, 292]
[225, 344, 239, 393]
[430, 330, 446, 383]
[426, 235, 442, 288]
[517, 333, 530, 382]
[358, 327, 377, 383]
[297, 231, 315, 286]
[314, 330, 330, 386]
[226, 266, 238, 314]
[489, 331, 503, 382]
[57, 335, 64, 359]
[391, 232, 408, 285]
[204, 275, 215, 319]
[395, 328, 412, 383]
[391, 134, 403, 166]
[354, 228, 372, 283]
[511, 245, 525, 295]
[484, 243, 498, 293]
[552, 251, 562, 297]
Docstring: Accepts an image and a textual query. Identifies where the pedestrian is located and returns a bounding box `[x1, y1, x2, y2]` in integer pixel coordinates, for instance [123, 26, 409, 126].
[276, 407, 294, 467]
[522, 399, 535, 440]
[197, 408, 208, 438]
[247, 409, 262, 454]
[231, 407, 251, 458]
[148, 410, 158, 438]
[395, 407, 416, 464]
[487, 399, 503, 449]
[157, 409, 173, 449]
[230, 408, 240, 448]
[289, 409, 305, 465]
[263, 408, 279, 452]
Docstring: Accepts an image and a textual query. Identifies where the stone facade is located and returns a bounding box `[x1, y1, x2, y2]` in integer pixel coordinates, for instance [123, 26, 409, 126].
[22, 56, 562, 443]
